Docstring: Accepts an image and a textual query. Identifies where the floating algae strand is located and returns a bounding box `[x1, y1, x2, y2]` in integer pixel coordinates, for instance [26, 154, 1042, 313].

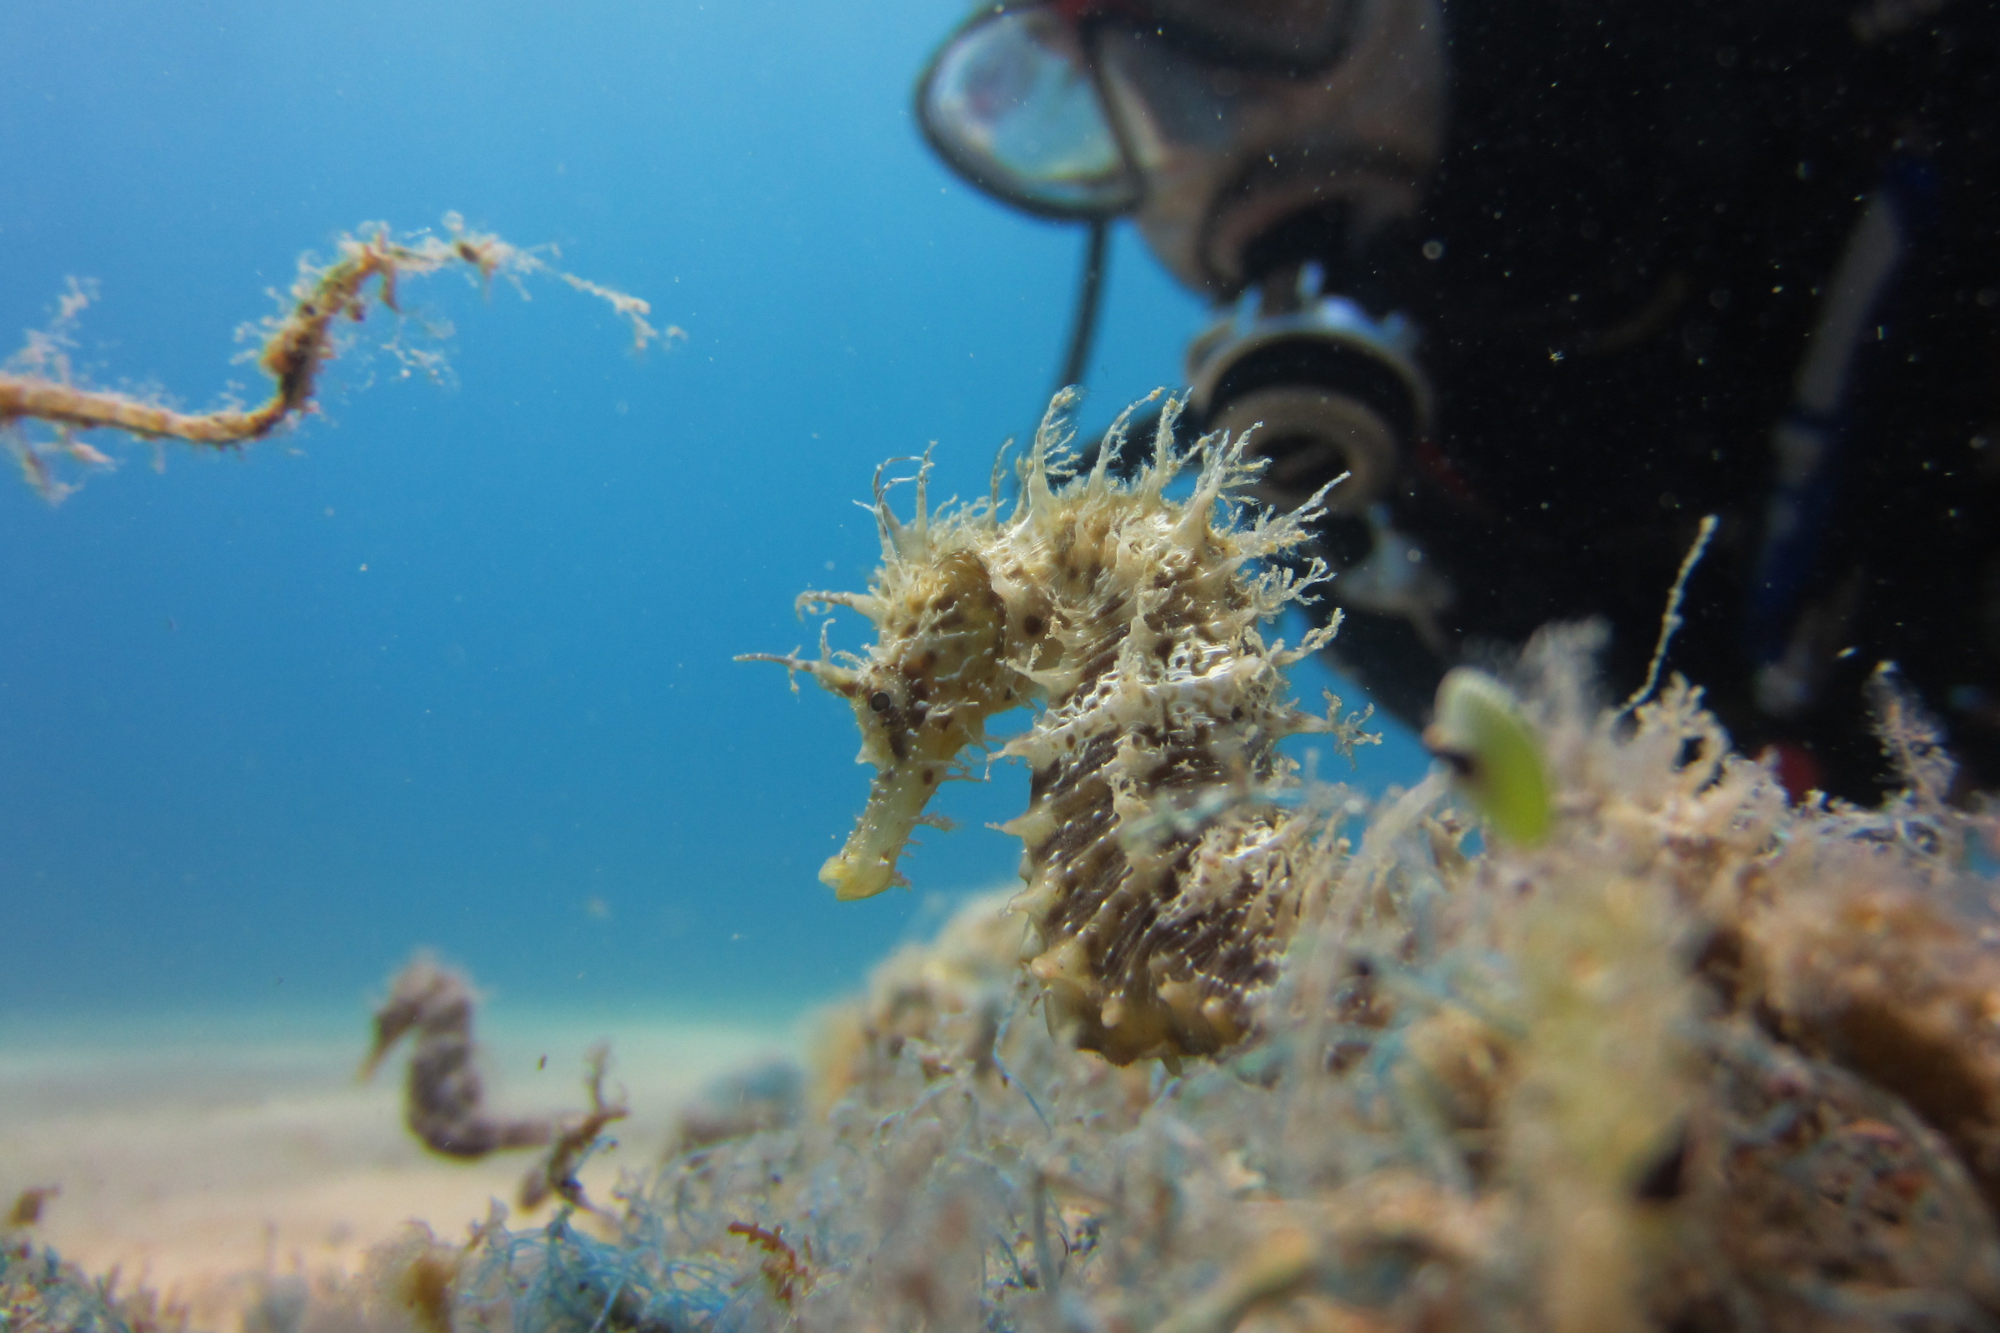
[15, 395, 2000, 1332]
[0, 213, 677, 502]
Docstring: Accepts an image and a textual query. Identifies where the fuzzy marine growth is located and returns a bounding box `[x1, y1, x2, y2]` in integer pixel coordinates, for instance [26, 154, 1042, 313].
[751, 393, 1346, 1063]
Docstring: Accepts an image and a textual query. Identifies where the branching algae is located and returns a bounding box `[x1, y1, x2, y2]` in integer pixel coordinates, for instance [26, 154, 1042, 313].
[748, 390, 1362, 1064]
[0, 213, 674, 502]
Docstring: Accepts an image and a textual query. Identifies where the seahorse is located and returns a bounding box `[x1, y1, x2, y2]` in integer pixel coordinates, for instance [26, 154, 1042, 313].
[748, 392, 1346, 1064]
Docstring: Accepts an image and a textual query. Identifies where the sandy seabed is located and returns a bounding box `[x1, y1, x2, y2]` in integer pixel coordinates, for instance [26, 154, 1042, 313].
[0, 1006, 800, 1328]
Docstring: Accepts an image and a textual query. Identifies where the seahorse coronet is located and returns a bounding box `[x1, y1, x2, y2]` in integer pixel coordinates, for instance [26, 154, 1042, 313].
[763, 390, 1349, 1062]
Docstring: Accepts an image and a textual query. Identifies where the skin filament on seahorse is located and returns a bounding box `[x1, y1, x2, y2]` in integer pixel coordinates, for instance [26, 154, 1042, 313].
[747, 392, 1351, 1064]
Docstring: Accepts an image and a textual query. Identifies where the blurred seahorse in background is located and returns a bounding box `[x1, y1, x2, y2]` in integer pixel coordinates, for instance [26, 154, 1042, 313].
[747, 392, 1368, 1064]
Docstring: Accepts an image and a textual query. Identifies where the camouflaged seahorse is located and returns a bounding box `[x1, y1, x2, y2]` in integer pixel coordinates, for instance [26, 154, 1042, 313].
[749, 392, 1348, 1064]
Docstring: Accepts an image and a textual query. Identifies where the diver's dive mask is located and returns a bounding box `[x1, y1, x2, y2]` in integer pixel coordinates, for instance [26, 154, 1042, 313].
[914, 1, 1364, 221]
[916, 0, 1443, 295]
[915, 5, 1136, 221]
[920, 0, 1446, 551]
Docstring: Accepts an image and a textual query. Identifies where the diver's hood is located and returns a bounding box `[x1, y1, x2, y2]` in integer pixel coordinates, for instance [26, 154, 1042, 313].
[917, 0, 1446, 297]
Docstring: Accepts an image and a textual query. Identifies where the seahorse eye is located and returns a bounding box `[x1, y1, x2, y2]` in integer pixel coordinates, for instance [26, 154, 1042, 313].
[868, 691, 892, 713]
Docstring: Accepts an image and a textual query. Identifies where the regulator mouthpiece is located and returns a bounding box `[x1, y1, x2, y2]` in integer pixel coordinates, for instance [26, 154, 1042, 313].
[1186, 262, 1430, 514]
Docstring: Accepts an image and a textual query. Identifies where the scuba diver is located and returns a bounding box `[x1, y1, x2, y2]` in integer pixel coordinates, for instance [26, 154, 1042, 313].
[912, 0, 2000, 802]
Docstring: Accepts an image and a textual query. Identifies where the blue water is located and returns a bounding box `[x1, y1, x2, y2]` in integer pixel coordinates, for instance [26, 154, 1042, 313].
[0, 0, 1427, 1024]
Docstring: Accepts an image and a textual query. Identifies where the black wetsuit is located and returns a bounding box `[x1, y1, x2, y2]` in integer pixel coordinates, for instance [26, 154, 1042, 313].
[1262, 0, 2000, 801]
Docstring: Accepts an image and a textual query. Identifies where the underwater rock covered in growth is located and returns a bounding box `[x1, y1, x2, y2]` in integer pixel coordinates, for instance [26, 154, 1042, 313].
[18, 395, 2000, 1333]
[693, 396, 2000, 1331]
[748, 392, 1362, 1063]
[601, 637, 1999, 1333]
[252, 620, 2000, 1333]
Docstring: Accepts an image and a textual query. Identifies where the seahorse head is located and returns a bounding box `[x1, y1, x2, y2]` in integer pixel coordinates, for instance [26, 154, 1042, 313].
[751, 452, 1043, 900]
